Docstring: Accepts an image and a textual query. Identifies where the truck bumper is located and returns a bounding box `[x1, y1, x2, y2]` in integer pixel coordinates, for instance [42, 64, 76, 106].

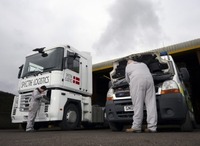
[106, 93, 188, 124]
[11, 113, 51, 123]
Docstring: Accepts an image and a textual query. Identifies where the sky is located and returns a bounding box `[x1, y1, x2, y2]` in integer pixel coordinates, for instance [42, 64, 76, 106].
[0, 0, 200, 94]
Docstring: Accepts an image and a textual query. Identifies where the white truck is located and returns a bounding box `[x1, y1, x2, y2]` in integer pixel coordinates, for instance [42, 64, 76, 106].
[11, 45, 105, 130]
[106, 52, 196, 131]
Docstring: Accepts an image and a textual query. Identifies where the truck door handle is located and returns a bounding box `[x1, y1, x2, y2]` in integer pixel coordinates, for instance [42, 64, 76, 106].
[61, 93, 66, 96]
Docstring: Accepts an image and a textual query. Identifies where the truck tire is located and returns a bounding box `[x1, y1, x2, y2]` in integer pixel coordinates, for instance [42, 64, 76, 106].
[60, 104, 81, 130]
[180, 111, 193, 132]
[108, 121, 123, 131]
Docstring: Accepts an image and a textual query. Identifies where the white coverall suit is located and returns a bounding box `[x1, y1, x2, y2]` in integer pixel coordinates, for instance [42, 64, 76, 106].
[125, 61, 157, 131]
[26, 88, 46, 131]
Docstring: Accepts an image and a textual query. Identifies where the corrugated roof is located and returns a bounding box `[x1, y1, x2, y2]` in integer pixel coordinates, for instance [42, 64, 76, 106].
[93, 38, 200, 72]
[148, 38, 200, 54]
[92, 59, 116, 72]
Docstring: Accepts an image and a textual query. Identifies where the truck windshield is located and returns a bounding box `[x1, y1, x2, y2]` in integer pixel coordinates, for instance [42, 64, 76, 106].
[22, 47, 64, 77]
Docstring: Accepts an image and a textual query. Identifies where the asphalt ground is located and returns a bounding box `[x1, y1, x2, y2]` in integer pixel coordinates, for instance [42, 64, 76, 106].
[0, 128, 200, 146]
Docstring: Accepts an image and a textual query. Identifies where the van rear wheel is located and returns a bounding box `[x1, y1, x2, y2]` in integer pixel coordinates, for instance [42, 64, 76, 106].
[60, 104, 81, 130]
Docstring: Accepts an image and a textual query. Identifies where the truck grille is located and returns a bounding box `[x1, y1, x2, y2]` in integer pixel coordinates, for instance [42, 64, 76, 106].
[45, 105, 48, 112]
[20, 94, 31, 112]
[115, 90, 130, 97]
[114, 99, 132, 106]
[19, 93, 49, 112]
[114, 87, 159, 98]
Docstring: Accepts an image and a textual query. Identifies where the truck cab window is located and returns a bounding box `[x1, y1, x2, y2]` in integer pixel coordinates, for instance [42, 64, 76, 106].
[65, 51, 80, 73]
[22, 47, 64, 78]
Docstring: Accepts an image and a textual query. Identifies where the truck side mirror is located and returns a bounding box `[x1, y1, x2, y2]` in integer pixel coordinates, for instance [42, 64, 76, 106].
[68, 52, 80, 59]
[18, 65, 24, 79]
[74, 53, 80, 59]
[180, 67, 190, 82]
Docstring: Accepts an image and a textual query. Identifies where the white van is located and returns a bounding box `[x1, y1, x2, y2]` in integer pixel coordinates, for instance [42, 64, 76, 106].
[106, 52, 195, 131]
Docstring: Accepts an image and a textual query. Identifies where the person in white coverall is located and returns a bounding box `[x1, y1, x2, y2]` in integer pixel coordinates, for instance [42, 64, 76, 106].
[125, 59, 157, 133]
[26, 85, 47, 132]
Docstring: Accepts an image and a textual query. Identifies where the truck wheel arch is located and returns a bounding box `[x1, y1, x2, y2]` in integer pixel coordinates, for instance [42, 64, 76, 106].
[64, 99, 82, 115]
[60, 99, 82, 130]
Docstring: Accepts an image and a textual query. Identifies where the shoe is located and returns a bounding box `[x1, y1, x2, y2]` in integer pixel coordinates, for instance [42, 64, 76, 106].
[144, 129, 157, 133]
[26, 129, 35, 132]
[126, 128, 141, 133]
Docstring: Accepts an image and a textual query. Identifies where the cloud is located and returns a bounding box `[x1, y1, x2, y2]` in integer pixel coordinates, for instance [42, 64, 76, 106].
[93, 0, 166, 62]
[1, 0, 200, 94]
[0, 0, 111, 93]
[159, 0, 200, 45]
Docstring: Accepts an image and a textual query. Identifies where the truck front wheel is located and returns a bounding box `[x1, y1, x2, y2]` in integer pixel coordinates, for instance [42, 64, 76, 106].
[60, 104, 81, 130]
[108, 121, 123, 131]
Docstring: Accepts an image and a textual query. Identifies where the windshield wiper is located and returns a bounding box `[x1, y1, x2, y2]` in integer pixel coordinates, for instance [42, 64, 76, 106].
[43, 67, 55, 72]
[23, 71, 42, 78]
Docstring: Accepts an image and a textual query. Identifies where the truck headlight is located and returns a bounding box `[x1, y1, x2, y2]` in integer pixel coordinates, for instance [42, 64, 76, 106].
[14, 96, 19, 108]
[161, 80, 180, 94]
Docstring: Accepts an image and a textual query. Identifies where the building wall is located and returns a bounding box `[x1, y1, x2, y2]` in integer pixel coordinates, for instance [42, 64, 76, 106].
[0, 91, 18, 129]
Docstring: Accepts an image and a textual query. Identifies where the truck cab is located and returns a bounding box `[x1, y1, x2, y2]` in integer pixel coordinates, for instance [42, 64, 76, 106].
[106, 52, 195, 131]
[11, 45, 105, 130]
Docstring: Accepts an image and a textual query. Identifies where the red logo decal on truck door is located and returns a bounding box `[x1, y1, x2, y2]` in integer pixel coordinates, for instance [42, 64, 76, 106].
[73, 76, 80, 85]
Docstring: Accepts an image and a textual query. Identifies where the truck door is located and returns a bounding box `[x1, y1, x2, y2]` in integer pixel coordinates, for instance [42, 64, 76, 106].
[37, 103, 47, 120]
[63, 50, 81, 92]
